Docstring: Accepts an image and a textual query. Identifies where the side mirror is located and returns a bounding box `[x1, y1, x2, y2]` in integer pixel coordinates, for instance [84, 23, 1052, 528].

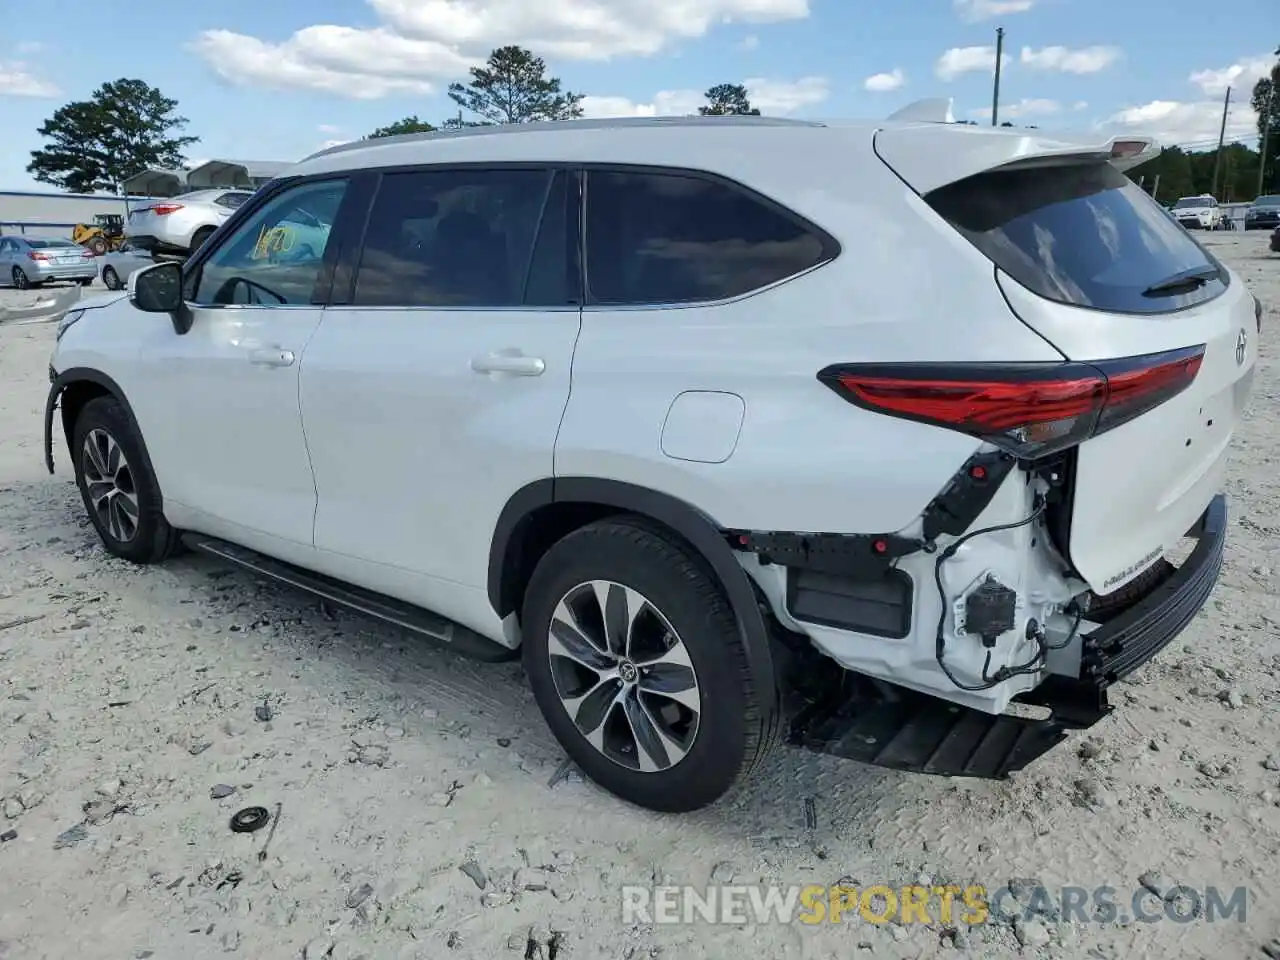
[129, 260, 183, 312]
[128, 260, 192, 334]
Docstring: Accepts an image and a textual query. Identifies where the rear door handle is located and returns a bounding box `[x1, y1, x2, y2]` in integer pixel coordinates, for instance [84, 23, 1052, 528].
[249, 347, 295, 367]
[470, 352, 545, 377]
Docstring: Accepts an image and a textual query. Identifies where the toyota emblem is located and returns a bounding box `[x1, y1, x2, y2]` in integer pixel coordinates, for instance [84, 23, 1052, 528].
[1236, 329, 1248, 366]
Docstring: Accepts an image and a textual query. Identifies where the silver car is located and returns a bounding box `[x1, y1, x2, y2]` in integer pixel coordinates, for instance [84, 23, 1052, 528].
[0, 235, 97, 289]
[97, 241, 154, 290]
[124, 189, 253, 257]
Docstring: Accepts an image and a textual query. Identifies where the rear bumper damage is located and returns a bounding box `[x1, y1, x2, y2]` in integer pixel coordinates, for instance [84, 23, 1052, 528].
[782, 494, 1227, 779]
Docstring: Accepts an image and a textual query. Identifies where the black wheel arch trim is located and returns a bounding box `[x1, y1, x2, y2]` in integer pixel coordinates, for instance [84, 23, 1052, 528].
[44, 368, 158, 498]
[489, 477, 779, 705]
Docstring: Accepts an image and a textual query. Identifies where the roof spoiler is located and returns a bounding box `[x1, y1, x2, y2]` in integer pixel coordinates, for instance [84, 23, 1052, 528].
[885, 98, 955, 124]
[1104, 136, 1160, 172]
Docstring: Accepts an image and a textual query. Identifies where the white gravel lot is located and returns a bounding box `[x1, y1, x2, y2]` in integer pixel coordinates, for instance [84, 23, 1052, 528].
[0, 238, 1278, 960]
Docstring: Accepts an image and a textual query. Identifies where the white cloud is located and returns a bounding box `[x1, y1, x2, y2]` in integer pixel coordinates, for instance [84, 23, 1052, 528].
[969, 97, 1061, 119]
[0, 60, 60, 98]
[1189, 54, 1274, 97]
[15, 41, 45, 55]
[1020, 45, 1121, 74]
[188, 26, 482, 99]
[738, 34, 760, 51]
[1102, 99, 1259, 148]
[936, 46, 1009, 81]
[317, 124, 342, 134]
[367, 0, 809, 59]
[580, 76, 827, 118]
[1073, 100, 1089, 111]
[193, 0, 810, 97]
[745, 76, 828, 112]
[953, 0, 1035, 23]
[864, 68, 905, 93]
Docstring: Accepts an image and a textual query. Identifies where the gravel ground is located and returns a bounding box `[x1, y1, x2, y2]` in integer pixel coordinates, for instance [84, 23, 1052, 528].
[0, 237, 1278, 960]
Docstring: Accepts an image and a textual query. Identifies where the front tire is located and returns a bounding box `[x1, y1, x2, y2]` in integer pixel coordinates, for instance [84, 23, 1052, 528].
[522, 517, 774, 812]
[71, 396, 178, 564]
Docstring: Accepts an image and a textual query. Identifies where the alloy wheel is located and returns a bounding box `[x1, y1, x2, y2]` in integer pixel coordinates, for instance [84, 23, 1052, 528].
[81, 428, 140, 543]
[546, 580, 701, 772]
[12, 267, 28, 290]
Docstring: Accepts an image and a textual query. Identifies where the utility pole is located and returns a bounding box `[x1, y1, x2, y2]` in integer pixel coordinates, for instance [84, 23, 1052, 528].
[1151, 173, 1161, 201]
[1210, 86, 1230, 198]
[1259, 86, 1274, 197]
[991, 27, 1005, 126]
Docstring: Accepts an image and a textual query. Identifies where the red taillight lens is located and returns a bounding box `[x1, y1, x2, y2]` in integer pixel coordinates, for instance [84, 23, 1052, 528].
[82, 250, 94, 259]
[818, 345, 1205, 459]
[149, 203, 183, 216]
[28, 251, 49, 261]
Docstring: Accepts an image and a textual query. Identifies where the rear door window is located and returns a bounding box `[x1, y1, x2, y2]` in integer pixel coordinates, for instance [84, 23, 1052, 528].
[583, 169, 837, 305]
[927, 162, 1227, 314]
[351, 167, 570, 308]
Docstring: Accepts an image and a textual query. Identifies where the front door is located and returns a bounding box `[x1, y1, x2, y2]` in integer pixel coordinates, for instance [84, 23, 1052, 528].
[301, 165, 581, 622]
[130, 177, 352, 548]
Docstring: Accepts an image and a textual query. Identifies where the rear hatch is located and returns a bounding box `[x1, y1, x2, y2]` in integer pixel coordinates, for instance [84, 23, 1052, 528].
[874, 125, 1258, 594]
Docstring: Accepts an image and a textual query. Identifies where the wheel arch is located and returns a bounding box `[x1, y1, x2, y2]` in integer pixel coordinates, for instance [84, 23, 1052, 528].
[46, 368, 158, 498]
[489, 477, 780, 708]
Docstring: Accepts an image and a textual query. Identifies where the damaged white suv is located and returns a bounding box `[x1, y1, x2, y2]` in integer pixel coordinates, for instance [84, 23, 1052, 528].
[45, 110, 1260, 812]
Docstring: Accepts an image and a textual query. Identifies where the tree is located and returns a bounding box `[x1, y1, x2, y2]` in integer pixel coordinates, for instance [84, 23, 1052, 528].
[367, 116, 436, 139]
[1249, 46, 1280, 143]
[699, 84, 760, 116]
[27, 79, 198, 193]
[448, 46, 583, 125]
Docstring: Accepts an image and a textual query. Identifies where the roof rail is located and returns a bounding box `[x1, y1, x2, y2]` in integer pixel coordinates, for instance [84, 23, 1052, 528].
[885, 98, 955, 124]
[300, 114, 827, 163]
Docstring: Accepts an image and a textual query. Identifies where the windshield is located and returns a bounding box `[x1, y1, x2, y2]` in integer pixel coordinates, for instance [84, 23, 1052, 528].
[1173, 197, 1209, 209]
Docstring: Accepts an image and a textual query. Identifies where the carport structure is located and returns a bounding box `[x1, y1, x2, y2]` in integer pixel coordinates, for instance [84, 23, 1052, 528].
[119, 168, 187, 198]
[185, 160, 289, 191]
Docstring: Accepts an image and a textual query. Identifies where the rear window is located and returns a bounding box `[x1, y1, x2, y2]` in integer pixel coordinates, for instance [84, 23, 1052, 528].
[216, 192, 251, 209]
[27, 240, 74, 249]
[926, 162, 1227, 315]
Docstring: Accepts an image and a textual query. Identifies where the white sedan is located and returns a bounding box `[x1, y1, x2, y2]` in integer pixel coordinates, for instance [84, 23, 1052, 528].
[97, 243, 154, 291]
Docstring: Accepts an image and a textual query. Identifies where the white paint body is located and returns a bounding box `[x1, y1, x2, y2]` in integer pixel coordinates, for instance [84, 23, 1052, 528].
[50, 116, 1256, 716]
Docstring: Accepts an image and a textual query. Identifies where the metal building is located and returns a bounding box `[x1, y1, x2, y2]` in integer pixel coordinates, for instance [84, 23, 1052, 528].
[3, 158, 289, 241]
[0, 190, 162, 241]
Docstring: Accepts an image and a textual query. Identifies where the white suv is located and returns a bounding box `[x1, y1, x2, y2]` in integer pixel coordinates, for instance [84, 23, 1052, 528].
[1171, 194, 1225, 230]
[44, 114, 1260, 813]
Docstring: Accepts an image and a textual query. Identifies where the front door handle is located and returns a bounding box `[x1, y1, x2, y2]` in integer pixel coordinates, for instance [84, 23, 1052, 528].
[470, 352, 545, 377]
[249, 347, 295, 367]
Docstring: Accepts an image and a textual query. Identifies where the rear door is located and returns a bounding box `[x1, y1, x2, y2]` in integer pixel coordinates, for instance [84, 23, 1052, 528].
[301, 164, 581, 618]
[876, 127, 1257, 593]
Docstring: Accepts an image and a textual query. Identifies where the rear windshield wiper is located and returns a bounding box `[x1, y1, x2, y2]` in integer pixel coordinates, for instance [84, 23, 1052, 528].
[1142, 267, 1220, 298]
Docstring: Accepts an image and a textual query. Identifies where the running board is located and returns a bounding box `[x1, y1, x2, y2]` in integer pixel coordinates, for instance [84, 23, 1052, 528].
[785, 672, 1096, 779]
[180, 534, 519, 663]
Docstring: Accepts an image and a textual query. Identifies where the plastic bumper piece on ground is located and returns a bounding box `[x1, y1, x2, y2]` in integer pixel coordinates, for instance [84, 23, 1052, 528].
[785, 494, 1227, 780]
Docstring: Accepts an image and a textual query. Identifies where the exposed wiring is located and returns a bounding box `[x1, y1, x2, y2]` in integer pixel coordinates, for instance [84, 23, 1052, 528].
[933, 495, 1049, 692]
[1045, 605, 1085, 651]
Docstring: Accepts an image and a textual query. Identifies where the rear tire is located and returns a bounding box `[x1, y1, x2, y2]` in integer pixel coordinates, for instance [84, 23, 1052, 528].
[71, 396, 179, 565]
[11, 266, 32, 289]
[102, 266, 122, 290]
[189, 227, 215, 254]
[521, 517, 774, 812]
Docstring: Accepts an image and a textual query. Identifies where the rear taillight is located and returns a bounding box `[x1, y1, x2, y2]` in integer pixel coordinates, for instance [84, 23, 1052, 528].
[817, 345, 1205, 459]
[82, 250, 94, 259]
[28, 252, 48, 261]
[149, 204, 183, 215]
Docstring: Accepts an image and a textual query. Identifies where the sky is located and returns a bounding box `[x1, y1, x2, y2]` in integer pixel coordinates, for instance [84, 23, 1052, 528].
[0, 0, 1276, 192]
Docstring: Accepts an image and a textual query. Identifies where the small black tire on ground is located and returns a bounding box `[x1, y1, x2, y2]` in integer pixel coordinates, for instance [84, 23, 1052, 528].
[189, 227, 215, 253]
[102, 267, 121, 290]
[521, 515, 776, 812]
[70, 396, 180, 565]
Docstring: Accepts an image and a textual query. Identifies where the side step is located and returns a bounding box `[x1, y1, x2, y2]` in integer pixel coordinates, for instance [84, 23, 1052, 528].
[181, 534, 519, 663]
[783, 668, 1100, 779]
